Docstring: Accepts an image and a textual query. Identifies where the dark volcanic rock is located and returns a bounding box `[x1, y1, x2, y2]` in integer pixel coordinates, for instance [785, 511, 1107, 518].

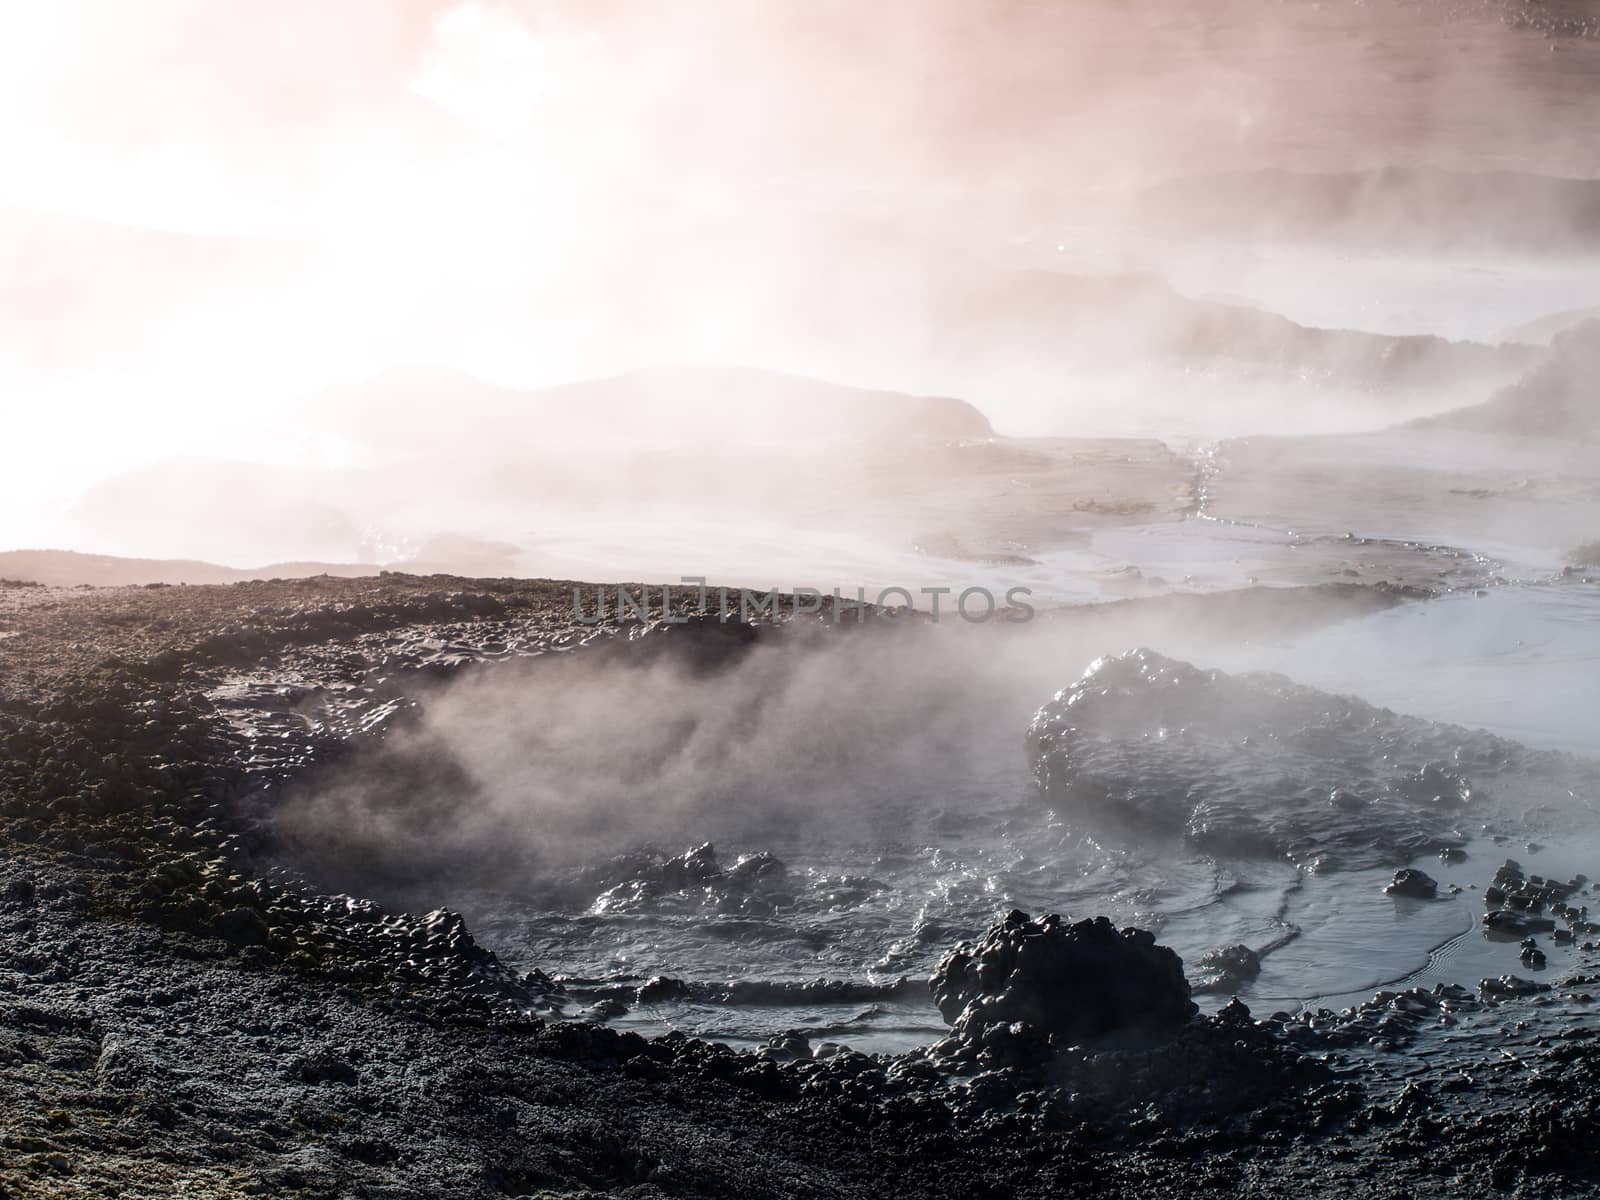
[1480, 974, 1551, 999]
[1483, 909, 1556, 936]
[1385, 868, 1439, 899]
[637, 975, 692, 1003]
[1193, 943, 1263, 994]
[215, 905, 269, 946]
[930, 911, 1196, 1044]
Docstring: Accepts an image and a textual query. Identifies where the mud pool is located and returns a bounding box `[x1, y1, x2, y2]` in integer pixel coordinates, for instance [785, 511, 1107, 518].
[263, 555, 1599, 1056]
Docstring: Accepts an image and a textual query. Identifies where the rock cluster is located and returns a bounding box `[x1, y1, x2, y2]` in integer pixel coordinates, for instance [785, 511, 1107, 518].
[930, 911, 1196, 1045]
[1265, 982, 1486, 1052]
[1482, 860, 1597, 954]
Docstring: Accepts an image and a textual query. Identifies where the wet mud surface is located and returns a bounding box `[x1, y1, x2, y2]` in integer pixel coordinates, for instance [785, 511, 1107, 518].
[3, 575, 1600, 1197]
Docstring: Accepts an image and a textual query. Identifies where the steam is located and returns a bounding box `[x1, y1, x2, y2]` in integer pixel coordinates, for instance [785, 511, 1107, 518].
[4, 1, 1599, 571]
[272, 581, 1420, 906]
[276, 623, 1039, 899]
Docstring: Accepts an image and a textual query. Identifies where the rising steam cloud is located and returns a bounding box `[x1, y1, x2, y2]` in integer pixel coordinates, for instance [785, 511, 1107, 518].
[8, 0, 1600, 566]
[276, 623, 1035, 900]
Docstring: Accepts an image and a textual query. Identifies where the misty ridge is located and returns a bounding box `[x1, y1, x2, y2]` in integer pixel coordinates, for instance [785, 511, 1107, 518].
[11, 0, 1600, 581]
[11, 260, 1586, 582]
[18, 301, 1593, 584]
[1414, 318, 1600, 437]
[1103, 167, 1600, 255]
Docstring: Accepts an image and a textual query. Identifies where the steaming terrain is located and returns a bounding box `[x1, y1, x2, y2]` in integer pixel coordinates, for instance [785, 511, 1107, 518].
[4, 552, 1600, 1197]
[244, 552, 1599, 1058]
[14, 1, 1600, 1196]
[8, 270, 1600, 1200]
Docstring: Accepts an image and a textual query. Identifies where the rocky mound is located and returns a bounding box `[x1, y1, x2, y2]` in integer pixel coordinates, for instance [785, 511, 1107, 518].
[930, 910, 1195, 1044]
[1026, 648, 1600, 868]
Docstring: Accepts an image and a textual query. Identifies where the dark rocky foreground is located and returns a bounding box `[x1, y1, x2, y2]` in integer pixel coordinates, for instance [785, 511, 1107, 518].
[3, 575, 1600, 1198]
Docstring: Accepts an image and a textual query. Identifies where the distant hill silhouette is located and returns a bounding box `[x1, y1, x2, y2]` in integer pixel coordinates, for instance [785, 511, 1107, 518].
[0, 534, 524, 588]
[311, 364, 994, 456]
[1410, 320, 1600, 438]
[1500, 305, 1600, 346]
[0, 549, 371, 588]
[892, 265, 1530, 388]
[1118, 168, 1600, 253]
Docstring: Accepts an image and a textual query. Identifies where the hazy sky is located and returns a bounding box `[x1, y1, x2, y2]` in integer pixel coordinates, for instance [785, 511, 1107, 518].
[3, 0, 1596, 546]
